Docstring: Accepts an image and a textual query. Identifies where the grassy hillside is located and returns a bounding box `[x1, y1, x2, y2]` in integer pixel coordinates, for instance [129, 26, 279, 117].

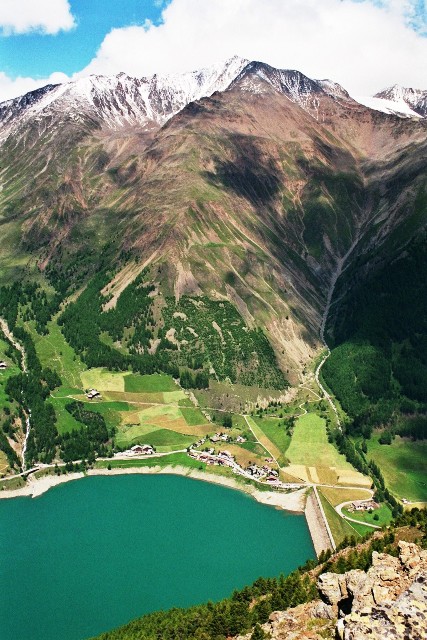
[366, 434, 427, 502]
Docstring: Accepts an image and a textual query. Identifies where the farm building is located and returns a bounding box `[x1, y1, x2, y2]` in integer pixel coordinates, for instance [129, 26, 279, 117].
[86, 389, 101, 399]
[130, 444, 154, 455]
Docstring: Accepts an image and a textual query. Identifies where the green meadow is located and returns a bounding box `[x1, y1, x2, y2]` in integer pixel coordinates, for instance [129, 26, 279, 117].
[287, 414, 351, 468]
[285, 413, 369, 486]
[342, 503, 392, 527]
[367, 434, 427, 502]
[252, 416, 291, 464]
[124, 373, 178, 393]
[318, 490, 362, 546]
[29, 320, 86, 389]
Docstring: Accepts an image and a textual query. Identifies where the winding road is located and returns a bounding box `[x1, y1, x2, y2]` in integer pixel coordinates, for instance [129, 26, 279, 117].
[335, 497, 380, 530]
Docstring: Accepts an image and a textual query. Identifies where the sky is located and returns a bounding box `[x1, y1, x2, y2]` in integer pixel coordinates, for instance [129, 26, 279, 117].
[0, 0, 426, 102]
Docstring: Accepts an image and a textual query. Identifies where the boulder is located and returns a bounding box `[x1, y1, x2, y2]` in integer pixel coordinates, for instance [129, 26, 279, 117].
[310, 600, 335, 620]
[317, 572, 342, 605]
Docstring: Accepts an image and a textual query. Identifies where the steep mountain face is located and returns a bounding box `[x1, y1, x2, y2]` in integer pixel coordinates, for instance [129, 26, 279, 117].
[236, 542, 427, 640]
[0, 58, 426, 381]
[229, 62, 354, 118]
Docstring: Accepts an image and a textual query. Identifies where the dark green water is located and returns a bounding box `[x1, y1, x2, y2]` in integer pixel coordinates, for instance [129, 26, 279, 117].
[0, 474, 314, 640]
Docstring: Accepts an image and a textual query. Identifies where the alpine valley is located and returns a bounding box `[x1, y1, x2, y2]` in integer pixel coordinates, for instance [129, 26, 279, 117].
[0, 56, 427, 640]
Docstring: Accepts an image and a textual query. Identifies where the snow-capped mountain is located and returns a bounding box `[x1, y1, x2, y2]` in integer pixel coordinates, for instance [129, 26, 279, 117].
[0, 56, 248, 142]
[355, 85, 427, 118]
[315, 79, 351, 101]
[1, 57, 426, 147]
[228, 61, 353, 120]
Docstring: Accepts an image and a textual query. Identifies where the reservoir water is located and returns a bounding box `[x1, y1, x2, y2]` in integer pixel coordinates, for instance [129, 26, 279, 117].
[0, 474, 314, 640]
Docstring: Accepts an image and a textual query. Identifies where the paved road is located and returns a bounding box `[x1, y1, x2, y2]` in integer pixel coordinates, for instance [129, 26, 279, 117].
[313, 485, 336, 550]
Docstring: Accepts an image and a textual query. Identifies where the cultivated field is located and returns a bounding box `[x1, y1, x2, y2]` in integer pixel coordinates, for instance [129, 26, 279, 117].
[286, 413, 370, 487]
[245, 416, 283, 462]
[319, 486, 372, 507]
[62, 370, 214, 452]
[252, 416, 291, 463]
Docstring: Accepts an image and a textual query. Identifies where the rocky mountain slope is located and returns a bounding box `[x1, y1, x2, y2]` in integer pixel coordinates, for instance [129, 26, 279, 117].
[237, 541, 427, 640]
[0, 58, 426, 380]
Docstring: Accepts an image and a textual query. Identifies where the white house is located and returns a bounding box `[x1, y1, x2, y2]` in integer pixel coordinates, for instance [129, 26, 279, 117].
[86, 389, 101, 399]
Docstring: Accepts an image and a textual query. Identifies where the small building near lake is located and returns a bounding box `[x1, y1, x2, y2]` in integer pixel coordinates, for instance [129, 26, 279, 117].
[130, 444, 155, 455]
[351, 500, 379, 512]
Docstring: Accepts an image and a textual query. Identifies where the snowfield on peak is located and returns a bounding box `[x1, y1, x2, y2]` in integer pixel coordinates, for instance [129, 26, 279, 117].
[354, 94, 421, 118]
[354, 84, 427, 119]
[0, 56, 249, 142]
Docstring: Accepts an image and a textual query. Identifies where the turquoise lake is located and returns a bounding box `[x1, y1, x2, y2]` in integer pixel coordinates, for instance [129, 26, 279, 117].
[0, 474, 314, 640]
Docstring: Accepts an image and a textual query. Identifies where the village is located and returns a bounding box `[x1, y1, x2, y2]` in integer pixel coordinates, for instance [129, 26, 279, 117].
[188, 445, 302, 489]
[117, 427, 303, 491]
[80, 390, 299, 489]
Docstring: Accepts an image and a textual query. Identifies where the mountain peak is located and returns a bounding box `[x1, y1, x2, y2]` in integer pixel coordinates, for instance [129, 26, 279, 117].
[355, 83, 427, 118]
[315, 79, 351, 101]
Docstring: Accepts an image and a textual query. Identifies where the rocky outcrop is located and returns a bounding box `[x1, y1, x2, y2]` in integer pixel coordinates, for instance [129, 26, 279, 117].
[237, 542, 427, 640]
[333, 541, 427, 640]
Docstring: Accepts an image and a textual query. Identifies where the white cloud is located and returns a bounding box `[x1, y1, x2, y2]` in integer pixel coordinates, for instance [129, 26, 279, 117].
[0, 0, 426, 103]
[0, 71, 70, 102]
[0, 0, 75, 35]
[76, 0, 427, 96]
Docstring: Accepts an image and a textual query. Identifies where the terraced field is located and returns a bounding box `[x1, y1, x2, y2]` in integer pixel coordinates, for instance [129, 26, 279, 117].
[52, 369, 213, 452]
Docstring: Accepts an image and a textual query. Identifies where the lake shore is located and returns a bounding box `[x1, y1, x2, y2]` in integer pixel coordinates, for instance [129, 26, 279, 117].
[0, 464, 308, 513]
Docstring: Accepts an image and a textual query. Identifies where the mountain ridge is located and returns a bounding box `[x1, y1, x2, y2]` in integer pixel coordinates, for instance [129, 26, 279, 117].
[1, 56, 426, 147]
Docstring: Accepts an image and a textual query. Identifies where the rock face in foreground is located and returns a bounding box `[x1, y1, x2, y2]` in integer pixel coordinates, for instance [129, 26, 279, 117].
[320, 541, 427, 639]
[237, 542, 427, 640]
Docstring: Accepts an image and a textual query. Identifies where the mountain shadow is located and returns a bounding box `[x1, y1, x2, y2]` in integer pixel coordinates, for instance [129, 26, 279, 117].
[203, 133, 282, 207]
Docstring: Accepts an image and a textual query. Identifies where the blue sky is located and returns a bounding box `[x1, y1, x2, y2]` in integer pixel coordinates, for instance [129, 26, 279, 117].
[0, 1, 168, 79]
[0, 0, 426, 101]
